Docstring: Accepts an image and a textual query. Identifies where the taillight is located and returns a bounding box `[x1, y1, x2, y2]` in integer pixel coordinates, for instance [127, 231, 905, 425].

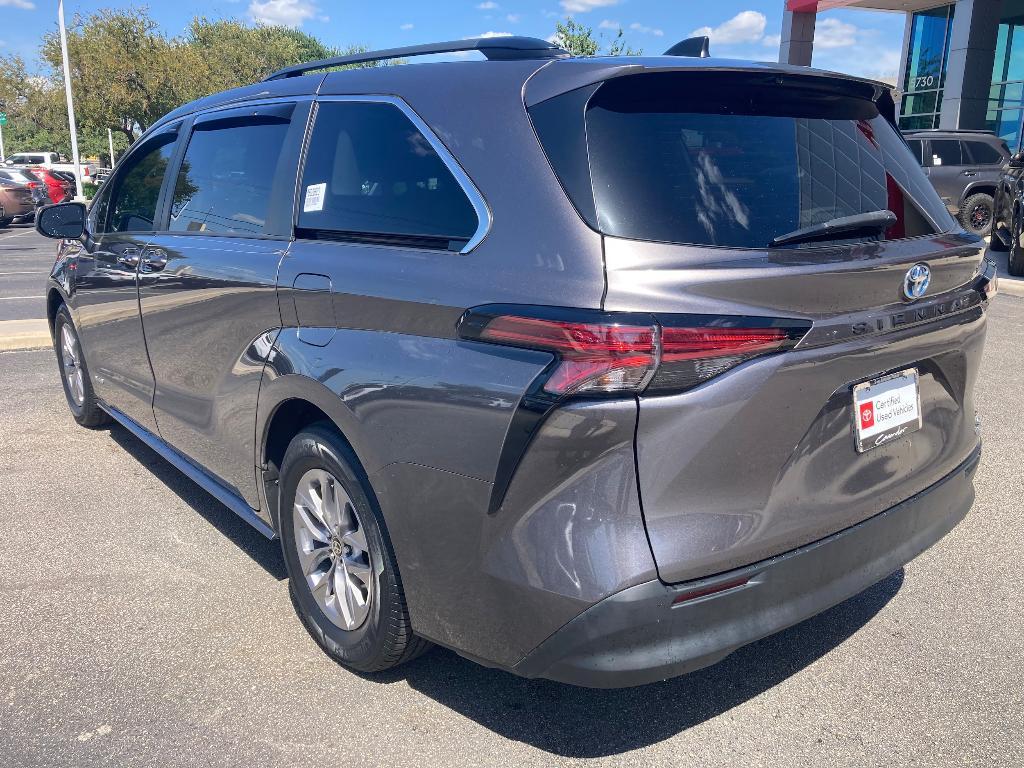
[458, 305, 809, 398]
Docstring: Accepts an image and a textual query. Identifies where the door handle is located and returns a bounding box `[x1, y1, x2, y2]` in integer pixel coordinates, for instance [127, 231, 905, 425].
[141, 248, 167, 273]
[962, 171, 977, 177]
[116, 247, 140, 268]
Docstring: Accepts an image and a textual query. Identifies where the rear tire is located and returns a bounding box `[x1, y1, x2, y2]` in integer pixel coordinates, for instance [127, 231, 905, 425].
[0, 217, 12, 229]
[959, 192, 994, 238]
[279, 423, 431, 673]
[1010, 211, 1024, 278]
[53, 305, 110, 428]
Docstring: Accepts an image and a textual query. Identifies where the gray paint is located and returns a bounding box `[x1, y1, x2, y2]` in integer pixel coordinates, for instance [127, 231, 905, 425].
[44, 53, 989, 684]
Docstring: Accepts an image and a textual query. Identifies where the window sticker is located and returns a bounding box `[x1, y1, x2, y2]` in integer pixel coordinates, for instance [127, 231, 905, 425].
[303, 182, 326, 213]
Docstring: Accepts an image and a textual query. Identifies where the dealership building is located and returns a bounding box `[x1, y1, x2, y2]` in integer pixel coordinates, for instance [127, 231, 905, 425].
[781, 1, 1024, 149]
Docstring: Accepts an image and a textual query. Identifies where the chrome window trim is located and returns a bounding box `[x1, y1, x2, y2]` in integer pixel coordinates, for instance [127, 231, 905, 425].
[310, 94, 492, 254]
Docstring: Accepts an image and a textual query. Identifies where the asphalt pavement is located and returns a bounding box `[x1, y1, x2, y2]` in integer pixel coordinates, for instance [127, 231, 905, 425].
[0, 224, 53, 322]
[0, 285, 1022, 765]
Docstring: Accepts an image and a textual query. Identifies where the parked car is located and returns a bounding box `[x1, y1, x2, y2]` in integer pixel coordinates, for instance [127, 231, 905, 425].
[0, 179, 35, 227]
[902, 129, 1009, 238]
[4, 150, 97, 184]
[37, 36, 994, 688]
[0, 168, 47, 220]
[989, 148, 1024, 276]
[28, 167, 74, 204]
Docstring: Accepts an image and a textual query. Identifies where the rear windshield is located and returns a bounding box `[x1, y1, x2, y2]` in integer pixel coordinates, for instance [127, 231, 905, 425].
[532, 73, 955, 249]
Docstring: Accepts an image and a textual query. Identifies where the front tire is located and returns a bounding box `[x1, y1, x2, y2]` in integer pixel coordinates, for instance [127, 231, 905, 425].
[960, 192, 994, 238]
[53, 305, 110, 428]
[1010, 210, 1024, 277]
[279, 423, 430, 673]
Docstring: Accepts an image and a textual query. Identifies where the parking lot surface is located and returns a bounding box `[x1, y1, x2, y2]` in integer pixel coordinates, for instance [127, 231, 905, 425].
[0, 279, 1022, 767]
[0, 224, 52, 322]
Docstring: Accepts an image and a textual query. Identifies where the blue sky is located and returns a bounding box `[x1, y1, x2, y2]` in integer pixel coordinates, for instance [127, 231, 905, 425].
[0, 0, 905, 83]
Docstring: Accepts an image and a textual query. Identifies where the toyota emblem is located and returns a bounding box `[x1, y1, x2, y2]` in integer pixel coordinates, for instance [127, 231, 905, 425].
[903, 263, 931, 301]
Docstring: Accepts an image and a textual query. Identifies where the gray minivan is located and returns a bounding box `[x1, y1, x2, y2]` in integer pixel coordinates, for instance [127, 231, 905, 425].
[37, 37, 994, 687]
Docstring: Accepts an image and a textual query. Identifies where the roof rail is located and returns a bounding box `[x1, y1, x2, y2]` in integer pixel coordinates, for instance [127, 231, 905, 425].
[663, 36, 710, 58]
[263, 36, 570, 81]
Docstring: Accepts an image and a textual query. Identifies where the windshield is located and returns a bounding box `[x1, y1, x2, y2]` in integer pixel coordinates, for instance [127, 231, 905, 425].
[532, 72, 955, 249]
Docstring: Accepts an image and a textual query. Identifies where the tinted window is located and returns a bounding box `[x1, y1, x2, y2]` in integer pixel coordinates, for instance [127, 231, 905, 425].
[103, 131, 178, 234]
[929, 139, 963, 166]
[169, 113, 291, 236]
[560, 73, 949, 249]
[905, 139, 925, 165]
[964, 140, 1004, 165]
[297, 101, 478, 249]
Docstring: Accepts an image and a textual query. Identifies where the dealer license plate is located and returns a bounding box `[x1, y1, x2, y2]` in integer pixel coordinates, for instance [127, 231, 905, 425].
[853, 368, 922, 453]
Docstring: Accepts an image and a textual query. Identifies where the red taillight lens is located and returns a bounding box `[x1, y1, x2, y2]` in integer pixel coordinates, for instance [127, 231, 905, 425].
[650, 326, 793, 393]
[460, 307, 808, 398]
[479, 315, 657, 396]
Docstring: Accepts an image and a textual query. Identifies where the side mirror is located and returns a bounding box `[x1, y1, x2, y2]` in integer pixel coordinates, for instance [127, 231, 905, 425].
[1009, 152, 1024, 169]
[36, 202, 86, 239]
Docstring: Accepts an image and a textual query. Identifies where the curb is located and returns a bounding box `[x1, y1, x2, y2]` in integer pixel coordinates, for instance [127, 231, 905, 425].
[0, 319, 51, 352]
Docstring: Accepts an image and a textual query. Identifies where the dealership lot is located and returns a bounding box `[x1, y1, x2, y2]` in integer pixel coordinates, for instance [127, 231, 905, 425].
[0, 236, 1021, 766]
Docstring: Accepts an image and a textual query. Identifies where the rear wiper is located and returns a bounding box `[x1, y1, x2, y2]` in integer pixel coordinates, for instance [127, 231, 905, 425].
[769, 210, 897, 247]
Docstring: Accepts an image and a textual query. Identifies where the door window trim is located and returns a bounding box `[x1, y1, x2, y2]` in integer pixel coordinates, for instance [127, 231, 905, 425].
[296, 94, 492, 254]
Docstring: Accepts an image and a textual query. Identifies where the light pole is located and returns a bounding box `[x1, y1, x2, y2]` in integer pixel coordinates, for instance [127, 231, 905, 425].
[57, 0, 84, 200]
[107, 127, 115, 169]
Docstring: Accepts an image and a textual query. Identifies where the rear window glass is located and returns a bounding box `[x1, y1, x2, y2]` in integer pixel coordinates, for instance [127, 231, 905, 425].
[964, 140, 1004, 165]
[533, 73, 953, 249]
[905, 139, 925, 165]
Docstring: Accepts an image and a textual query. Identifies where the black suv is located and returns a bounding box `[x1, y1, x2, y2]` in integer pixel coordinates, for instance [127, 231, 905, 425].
[903, 129, 1009, 238]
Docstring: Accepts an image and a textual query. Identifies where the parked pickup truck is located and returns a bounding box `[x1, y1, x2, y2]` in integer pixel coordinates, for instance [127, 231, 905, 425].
[3, 151, 97, 183]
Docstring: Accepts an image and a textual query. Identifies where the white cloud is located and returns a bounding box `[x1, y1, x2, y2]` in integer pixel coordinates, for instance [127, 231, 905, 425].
[477, 1, 498, 8]
[598, 19, 620, 30]
[762, 33, 781, 48]
[477, 30, 513, 38]
[814, 18, 858, 49]
[248, 0, 318, 27]
[506, 13, 520, 23]
[630, 22, 663, 37]
[561, 0, 619, 14]
[400, 22, 414, 30]
[0, 0, 35, 8]
[692, 11, 766, 45]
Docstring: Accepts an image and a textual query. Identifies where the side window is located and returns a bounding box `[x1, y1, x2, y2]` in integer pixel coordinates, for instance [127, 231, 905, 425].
[169, 110, 292, 236]
[929, 139, 963, 167]
[905, 139, 925, 166]
[296, 101, 479, 249]
[964, 141, 1004, 165]
[102, 130, 178, 234]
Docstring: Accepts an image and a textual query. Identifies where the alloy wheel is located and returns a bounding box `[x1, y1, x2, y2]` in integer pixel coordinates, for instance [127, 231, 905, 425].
[60, 324, 85, 406]
[292, 468, 374, 631]
[969, 202, 991, 232]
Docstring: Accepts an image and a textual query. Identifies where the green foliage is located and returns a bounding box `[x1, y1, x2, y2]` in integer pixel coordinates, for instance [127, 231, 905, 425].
[553, 18, 641, 57]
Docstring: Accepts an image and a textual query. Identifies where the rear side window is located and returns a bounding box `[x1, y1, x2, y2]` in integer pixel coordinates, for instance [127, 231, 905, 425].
[533, 72, 952, 249]
[929, 139, 963, 167]
[296, 100, 478, 250]
[964, 140, 1004, 165]
[169, 110, 292, 236]
[905, 139, 925, 165]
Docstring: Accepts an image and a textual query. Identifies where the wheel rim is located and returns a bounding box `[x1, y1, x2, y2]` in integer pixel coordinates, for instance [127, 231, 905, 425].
[60, 324, 85, 406]
[970, 203, 991, 231]
[292, 468, 373, 631]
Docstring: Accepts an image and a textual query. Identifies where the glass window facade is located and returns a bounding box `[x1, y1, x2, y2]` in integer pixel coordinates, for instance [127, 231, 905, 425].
[899, 5, 954, 131]
[988, 0, 1024, 149]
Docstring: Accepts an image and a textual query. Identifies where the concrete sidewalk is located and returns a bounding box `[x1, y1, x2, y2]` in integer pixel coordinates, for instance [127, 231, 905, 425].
[0, 318, 49, 352]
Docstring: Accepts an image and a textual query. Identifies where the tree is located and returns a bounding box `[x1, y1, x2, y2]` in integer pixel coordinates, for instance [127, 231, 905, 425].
[553, 18, 641, 57]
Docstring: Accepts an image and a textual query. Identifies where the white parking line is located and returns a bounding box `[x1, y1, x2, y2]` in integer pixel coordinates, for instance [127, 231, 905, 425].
[0, 272, 43, 276]
[0, 229, 39, 239]
[0, 296, 40, 301]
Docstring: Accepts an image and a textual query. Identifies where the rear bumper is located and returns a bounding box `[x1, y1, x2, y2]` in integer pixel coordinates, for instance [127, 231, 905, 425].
[513, 444, 980, 688]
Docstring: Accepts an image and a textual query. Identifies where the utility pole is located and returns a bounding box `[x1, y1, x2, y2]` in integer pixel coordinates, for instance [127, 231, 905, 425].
[57, 0, 84, 200]
[107, 127, 115, 169]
